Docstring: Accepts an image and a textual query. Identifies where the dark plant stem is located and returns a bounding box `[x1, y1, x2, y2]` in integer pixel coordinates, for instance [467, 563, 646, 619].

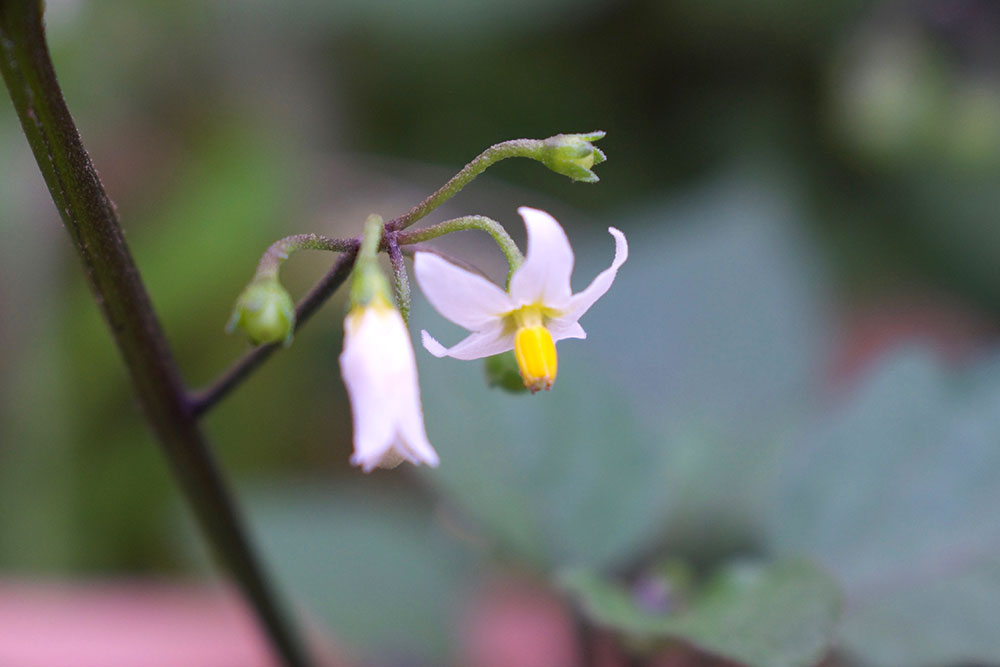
[193, 247, 358, 416]
[0, 2, 309, 665]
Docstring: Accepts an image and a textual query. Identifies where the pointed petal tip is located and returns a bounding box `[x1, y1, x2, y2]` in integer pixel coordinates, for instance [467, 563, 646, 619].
[349, 453, 376, 474]
[608, 227, 628, 262]
[516, 205, 546, 218]
[421, 330, 450, 357]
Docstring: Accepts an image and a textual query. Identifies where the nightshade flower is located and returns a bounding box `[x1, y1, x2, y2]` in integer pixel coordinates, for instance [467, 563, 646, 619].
[340, 296, 440, 472]
[414, 207, 628, 392]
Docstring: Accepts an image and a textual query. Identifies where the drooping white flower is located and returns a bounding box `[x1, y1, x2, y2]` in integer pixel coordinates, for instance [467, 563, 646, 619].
[339, 298, 440, 472]
[414, 207, 628, 392]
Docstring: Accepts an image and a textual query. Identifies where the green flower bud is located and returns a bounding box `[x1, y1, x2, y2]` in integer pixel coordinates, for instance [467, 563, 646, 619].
[540, 131, 607, 183]
[226, 278, 296, 346]
[484, 351, 528, 394]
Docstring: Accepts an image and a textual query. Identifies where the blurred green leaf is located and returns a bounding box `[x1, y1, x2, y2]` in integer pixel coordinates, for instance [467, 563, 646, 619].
[243, 481, 475, 660]
[561, 560, 840, 667]
[839, 557, 1000, 667]
[769, 349, 1000, 666]
[414, 341, 672, 571]
[586, 173, 829, 560]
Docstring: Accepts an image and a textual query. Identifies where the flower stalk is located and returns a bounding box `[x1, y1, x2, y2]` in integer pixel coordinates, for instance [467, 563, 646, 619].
[386, 131, 605, 232]
[398, 215, 525, 287]
[386, 235, 411, 323]
[254, 233, 356, 281]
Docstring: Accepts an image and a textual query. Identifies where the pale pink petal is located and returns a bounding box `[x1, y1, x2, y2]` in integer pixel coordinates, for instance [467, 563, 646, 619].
[340, 308, 438, 472]
[421, 324, 514, 361]
[397, 416, 440, 469]
[547, 319, 587, 342]
[565, 227, 628, 320]
[414, 252, 514, 330]
[509, 207, 575, 308]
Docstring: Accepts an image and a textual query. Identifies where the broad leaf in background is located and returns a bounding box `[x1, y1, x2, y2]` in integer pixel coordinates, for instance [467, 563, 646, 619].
[585, 173, 829, 560]
[415, 341, 671, 571]
[839, 557, 1000, 667]
[244, 482, 475, 661]
[769, 349, 1000, 666]
[561, 560, 839, 667]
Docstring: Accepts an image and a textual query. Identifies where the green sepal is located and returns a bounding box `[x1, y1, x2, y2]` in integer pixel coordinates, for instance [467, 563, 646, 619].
[484, 351, 528, 393]
[540, 131, 607, 183]
[226, 278, 296, 346]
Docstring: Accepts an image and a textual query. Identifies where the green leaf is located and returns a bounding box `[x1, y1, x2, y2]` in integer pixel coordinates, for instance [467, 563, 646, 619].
[242, 481, 475, 660]
[769, 349, 1000, 666]
[587, 173, 829, 559]
[561, 560, 840, 667]
[414, 342, 673, 571]
[839, 557, 1000, 667]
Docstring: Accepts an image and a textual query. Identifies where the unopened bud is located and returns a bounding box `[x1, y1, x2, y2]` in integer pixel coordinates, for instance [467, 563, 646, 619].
[540, 131, 607, 183]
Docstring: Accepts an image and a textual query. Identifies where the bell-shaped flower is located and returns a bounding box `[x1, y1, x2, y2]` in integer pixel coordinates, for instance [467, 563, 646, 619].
[414, 207, 628, 392]
[340, 297, 440, 472]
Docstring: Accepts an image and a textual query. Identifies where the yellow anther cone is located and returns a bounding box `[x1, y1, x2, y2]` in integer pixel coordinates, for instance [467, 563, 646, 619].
[514, 325, 557, 392]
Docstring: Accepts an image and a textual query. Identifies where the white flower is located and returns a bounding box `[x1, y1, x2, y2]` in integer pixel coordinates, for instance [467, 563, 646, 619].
[414, 206, 628, 392]
[339, 300, 440, 472]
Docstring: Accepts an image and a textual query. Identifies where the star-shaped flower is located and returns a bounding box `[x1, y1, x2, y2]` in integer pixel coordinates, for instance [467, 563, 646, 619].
[414, 207, 628, 392]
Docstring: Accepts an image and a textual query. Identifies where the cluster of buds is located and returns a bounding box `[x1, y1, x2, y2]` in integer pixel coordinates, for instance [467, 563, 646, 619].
[228, 132, 626, 472]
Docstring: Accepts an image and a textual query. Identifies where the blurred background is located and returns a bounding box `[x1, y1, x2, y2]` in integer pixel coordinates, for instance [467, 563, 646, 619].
[2, 0, 1000, 665]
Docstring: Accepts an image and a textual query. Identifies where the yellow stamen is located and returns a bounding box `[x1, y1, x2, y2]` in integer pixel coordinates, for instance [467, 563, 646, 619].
[514, 325, 557, 393]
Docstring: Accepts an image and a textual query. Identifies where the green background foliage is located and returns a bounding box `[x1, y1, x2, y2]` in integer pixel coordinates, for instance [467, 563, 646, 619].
[3, 0, 1000, 664]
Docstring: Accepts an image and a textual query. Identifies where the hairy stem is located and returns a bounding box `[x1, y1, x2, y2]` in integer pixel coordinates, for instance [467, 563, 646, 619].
[254, 233, 356, 281]
[384, 138, 544, 231]
[398, 215, 524, 286]
[386, 235, 411, 323]
[0, 3, 309, 665]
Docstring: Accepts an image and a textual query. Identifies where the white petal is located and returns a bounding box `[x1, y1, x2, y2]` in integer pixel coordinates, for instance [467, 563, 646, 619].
[396, 411, 440, 469]
[341, 327, 397, 471]
[509, 207, 575, 308]
[548, 319, 587, 342]
[392, 352, 440, 468]
[340, 307, 438, 472]
[565, 227, 628, 320]
[414, 251, 514, 330]
[421, 323, 514, 361]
